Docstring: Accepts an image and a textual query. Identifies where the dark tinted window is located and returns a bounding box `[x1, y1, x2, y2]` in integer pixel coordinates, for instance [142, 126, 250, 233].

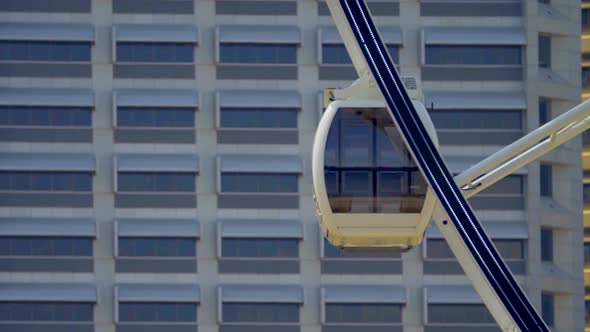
[222, 238, 299, 258]
[538, 35, 551, 68]
[119, 302, 196, 322]
[324, 239, 400, 259]
[541, 228, 553, 262]
[324, 108, 426, 214]
[583, 8, 590, 28]
[220, 108, 297, 129]
[425, 45, 522, 65]
[118, 172, 195, 192]
[539, 97, 551, 125]
[585, 243, 590, 263]
[583, 67, 590, 87]
[541, 293, 554, 326]
[427, 239, 524, 260]
[540, 164, 552, 197]
[221, 173, 298, 193]
[323, 44, 399, 64]
[220, 43, 297, 64]
[117, 42, 193, 63]
[429, 110, 522, 130]
[118, 237, 195, 257]
[0, 302, 93, 321]
[325, 303, 402, 323]
[0, 41, 91, 62]
[586, 299, 590, 324]
[0, 237, 92, 256]
[584, 183, 590, 204]
[0, 107, 92, 127]
[222, 303, 299, 322]
[117, 107, 194, 128]
[0, 172, 92, 192]
[428, 304, 495, 324]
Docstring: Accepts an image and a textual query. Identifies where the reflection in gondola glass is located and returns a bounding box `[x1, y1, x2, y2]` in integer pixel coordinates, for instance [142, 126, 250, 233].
[324, 108, 427, 214]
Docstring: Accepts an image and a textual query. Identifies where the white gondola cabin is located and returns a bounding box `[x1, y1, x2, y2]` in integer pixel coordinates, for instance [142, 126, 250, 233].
[312, 97, 439, 252]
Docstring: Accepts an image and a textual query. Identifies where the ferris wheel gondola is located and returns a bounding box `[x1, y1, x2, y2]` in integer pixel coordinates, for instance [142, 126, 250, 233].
[312, 96, 438, 252]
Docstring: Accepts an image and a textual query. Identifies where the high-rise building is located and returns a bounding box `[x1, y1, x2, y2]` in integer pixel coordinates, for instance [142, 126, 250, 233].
[0, 1, 583, 331]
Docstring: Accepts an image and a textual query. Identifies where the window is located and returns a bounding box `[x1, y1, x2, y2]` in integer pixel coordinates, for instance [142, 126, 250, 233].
[116, 42, 193, 63]
[0, 237, 92, 256]
[538, 35, 551, 68]
[0, 172, 92, 192]
[222, 238, 298, 258]
[220, 108, 298, 129]
[0, 302, 93, 321]
[117, 172, 195, 192]
[541, 293, 554, 326]
[221, 173, 298, 193]
[585, 242, 590, 263]
[0, 41, 91, 62]
[117, 107, 194, 128]
[583, 8, 590, 28]
[325, 303, 401, 323]
[586, 299, 590, 324]
[428, 304, 495, 324]
[425, 45, 522, 65]
[118, 238, 195, 257]
[324, 239, 400, 259]
[325, 108, 426, 214]
[584, 183, 590, 204]
[119, 302, 196, 322]
[429, 110, 522, 130]
[540, 164, 553, 197]
[0, 107, 92, 127]
[583, 67, 590, 87]
[323, 44, 399, 64]
[219, 43, 297, 64]
[539, 98, 551, 125]
[222, 303, 299, 322]
[540, 228, 553, 262]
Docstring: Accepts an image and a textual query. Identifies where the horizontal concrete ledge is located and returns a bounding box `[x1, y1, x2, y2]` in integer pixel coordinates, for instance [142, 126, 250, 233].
[0, 128, 92, 143]
[217, 65, 297, 80]
[218, 194, 299, 209]
[219, 259, 299, 274]
[115, 128, 195, 144]
[0, 193, 93, 207]
[0, 63, 91, 78]
[0, 258, 93, 272]
[321, 260, 402, 274]
[115, 258, 197, 273]
[115, 193, 196, 208]
[217, 129, 298, 145]
[114, 64, 195, 79]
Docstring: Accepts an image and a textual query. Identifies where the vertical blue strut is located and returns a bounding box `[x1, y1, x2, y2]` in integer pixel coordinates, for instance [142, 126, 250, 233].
[337, 0, 549, 330]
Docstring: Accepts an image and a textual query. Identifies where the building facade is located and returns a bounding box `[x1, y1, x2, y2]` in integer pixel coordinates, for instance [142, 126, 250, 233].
[0, 1, 584, 332]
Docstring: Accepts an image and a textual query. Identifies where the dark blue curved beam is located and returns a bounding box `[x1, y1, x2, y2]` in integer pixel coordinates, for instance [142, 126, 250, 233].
[336, 0, 549, 330]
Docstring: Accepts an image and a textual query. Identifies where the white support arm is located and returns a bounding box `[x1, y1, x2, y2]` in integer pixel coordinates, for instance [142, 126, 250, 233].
[457, 99, 590, 198]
